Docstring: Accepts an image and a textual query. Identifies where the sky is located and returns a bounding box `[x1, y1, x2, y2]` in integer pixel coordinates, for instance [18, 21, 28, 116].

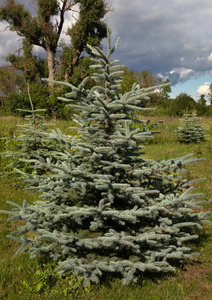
[1, 0, 212, 103]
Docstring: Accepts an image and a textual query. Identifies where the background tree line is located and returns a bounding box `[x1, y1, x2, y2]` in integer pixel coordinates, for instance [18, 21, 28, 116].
[0, 0, 212, 118]
[121, 68, 212, 117]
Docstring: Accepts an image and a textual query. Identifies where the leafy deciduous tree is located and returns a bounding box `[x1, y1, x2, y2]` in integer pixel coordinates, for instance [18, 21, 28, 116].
[169, 93, 197, 116]
[0, 0, 109, 86]
[0, 65, 25, 108]
[196, 94, 207, 115]
[207, 84, 212, 106]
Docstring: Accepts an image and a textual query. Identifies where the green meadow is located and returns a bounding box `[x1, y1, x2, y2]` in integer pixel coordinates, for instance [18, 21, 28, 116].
[0, 115, 211, 300]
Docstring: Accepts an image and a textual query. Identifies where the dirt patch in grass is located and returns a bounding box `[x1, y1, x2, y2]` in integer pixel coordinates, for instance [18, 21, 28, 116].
[182, 263, 212, 300]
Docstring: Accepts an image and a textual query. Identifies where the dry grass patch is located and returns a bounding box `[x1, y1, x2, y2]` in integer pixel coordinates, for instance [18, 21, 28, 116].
[182, 264, 212, 300]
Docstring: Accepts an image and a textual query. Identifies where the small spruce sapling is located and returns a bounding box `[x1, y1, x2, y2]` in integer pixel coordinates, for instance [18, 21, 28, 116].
[176, 110, 208, 143]
[1, 29, 211, 286]
[1, 84, 72, 176]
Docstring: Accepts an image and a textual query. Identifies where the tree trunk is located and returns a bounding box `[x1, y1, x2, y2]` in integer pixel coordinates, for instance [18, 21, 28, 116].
[46, 47, 55, 88]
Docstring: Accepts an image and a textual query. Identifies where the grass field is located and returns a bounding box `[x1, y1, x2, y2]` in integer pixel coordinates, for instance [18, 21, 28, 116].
[0, 115, 211, 300]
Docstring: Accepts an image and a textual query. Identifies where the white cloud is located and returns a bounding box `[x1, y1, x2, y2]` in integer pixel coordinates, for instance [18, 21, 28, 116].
[195, 57, 205, 62]
[179, 68, 194, 79]
[201, 47, 209, 51]
[197, 82, 210, 95]
[157, 72, 169, 81]
[184, 43, 196, 51]
[0, 22, 23, 58]
[169, 68, 194, 79]
[208, 52, 212, 61]
[195, 82, 211, 104]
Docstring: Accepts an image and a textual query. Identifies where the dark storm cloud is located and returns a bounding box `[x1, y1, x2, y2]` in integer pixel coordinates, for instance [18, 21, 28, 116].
[1, 0, 212, 86]
[0, 22, 22, 64]
[105, 0, 212, 85]
[0, 0, 36, 65]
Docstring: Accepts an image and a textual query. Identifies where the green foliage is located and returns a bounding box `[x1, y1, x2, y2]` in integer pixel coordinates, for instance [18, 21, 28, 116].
[121, 68, 138, 94]
[1, 85, 72, 178]
[58, 55, 96, 89]
[176, 111, 208, 143]
[47, 88, 74, 119]
[38, 0, 59, 17]
[62, 274, 91, 297]
[6, 83, 49, 116]
[152, 92, 212, 118]
[0, 0, 32, 33]
[135, 70, 162, 88]
[60, 0, 108, 79]
[196, 94, 207, 116]
[1, 30, 211, 288]
[7, 38, 48, 83]
[5, 79, 76, 119]
[0, 65, 25, 108]
[168, 93, 197, 116]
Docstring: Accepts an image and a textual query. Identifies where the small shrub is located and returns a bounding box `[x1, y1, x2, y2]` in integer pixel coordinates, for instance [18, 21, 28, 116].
[176, 111, 208, 143]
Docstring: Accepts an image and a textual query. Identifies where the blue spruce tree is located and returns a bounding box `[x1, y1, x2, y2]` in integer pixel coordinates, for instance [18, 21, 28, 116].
[1, 84, 72, 176]
[1, 29, 211, 286]
[176, 110, 208, 143]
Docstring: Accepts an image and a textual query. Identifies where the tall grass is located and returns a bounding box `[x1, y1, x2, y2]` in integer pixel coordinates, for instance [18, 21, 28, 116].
[0, 115, 211, 299]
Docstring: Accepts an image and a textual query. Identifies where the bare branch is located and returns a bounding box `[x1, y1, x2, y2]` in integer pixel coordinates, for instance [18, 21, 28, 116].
[64, 1, 78, 12]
